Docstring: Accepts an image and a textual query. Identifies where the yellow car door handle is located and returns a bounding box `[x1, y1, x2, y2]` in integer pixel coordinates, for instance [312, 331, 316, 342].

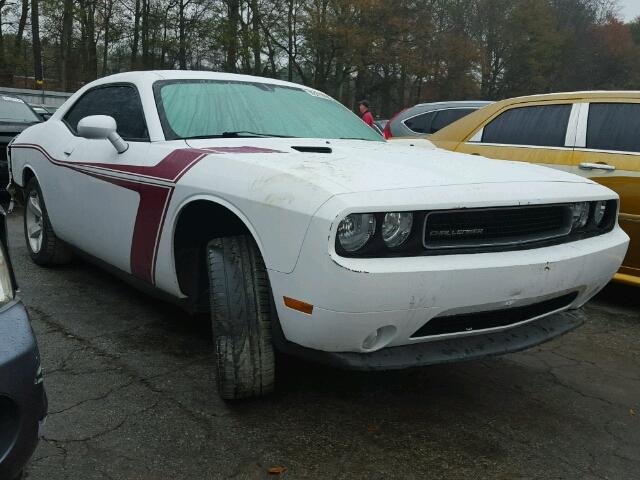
[579, 162, 616, 171]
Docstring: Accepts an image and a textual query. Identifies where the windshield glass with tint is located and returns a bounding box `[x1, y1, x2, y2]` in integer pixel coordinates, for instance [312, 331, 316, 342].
[154, 80, 382, 141]
[0, 96, 40, 123]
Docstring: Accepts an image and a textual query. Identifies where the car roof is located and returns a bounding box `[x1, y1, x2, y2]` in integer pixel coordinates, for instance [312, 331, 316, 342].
[399, 100, 492, 118]
[88, 70, 319, 92]
[1, 94, 24, 101]
[501, 90, 640, 103]
[413, 100, 492, 108]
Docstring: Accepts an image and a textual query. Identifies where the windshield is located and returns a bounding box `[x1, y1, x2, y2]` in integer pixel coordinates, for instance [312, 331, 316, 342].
[154, 80, 382, 142]
[0, 96, 40, 123]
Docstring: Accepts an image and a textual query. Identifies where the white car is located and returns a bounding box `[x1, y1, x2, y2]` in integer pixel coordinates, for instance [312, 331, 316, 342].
[8, 71, 628, 400]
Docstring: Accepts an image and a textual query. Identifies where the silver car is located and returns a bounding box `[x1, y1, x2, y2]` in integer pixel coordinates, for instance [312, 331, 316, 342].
[385, 101, 492, 138]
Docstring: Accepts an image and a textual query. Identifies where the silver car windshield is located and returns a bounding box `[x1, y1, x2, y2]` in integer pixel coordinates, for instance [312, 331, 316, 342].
[154, 80, 382, 142]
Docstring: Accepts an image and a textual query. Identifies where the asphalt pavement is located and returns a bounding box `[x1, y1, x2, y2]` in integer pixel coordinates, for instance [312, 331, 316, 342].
[6, 210, 639, 479]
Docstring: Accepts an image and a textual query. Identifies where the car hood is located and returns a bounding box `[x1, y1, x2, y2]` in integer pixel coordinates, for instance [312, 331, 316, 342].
[0, 121, 39, 138]
[185, 138, 593, 194]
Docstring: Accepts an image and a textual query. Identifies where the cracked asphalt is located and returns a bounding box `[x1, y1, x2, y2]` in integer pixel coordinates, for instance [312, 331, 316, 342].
[5, 211, 639, 479]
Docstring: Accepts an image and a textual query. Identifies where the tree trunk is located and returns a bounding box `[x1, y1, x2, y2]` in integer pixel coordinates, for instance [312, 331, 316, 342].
[251, 0, 261, 74]
[86, 2, 98, 80]
[14, 0, 29, 59]
[225, 0, 239, 72]
[102, 0, 113, 75]
[0, 4, 5, 71]
[287, 0, 293, 81]
[178, 0, 187, 69]
[160, 5, 170, 67]
[149, 3, 158, 69]
[31, 0, 43, 89]
[131, 0, 141, 69]
[60, 0, 73, 90]
[141, 0, 150, 68]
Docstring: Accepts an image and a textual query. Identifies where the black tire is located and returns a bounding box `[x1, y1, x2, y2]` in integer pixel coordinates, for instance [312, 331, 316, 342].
[23, 177, 72, 266]
[206, 235, 275, 400]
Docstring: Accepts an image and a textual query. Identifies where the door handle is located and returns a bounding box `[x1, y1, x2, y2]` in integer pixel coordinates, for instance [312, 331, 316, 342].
[579, 162, 615, 172]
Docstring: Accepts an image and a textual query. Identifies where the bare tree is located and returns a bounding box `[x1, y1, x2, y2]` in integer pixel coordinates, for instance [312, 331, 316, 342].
[31, 0, 44, 87]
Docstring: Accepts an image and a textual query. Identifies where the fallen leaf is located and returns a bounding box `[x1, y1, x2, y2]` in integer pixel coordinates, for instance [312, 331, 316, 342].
[631, 409, 636, 416]
[367, 425, 379, 433]
[267, 466, 287, 475]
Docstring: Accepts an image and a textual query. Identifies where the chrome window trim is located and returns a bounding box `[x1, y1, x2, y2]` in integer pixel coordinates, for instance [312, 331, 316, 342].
[463, 142, 640, 156]
[575, 147, 640, 156]
[402, 106, 477, 134]
[463, 142, 573, 151]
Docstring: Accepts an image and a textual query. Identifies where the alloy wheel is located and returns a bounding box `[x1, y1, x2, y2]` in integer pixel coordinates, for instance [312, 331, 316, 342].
[25, 190, 44, 253]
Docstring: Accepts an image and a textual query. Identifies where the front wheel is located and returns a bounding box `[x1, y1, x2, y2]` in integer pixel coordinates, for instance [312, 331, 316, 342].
[206, 235, 275, 400]
[23, 178, 71, 266]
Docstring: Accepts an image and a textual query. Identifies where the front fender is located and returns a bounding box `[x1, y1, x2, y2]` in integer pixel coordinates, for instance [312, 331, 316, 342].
[153, 186, 336, 297]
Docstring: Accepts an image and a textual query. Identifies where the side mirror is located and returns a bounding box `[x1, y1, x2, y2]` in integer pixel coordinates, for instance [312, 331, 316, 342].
[77, 115, 129, 154]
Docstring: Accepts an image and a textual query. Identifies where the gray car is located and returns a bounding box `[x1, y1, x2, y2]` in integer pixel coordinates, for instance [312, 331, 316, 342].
[0, 207, 47, 480]
[1, 97, 41, 203]
[384, 101, 492, 138]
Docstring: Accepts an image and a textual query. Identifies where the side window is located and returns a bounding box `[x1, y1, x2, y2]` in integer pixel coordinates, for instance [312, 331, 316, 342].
[482, 104, 572, 147]
[587, 103, 640, 153]
[404, 111, 436, 134]
[430, 108, 475, 133]
[64, 85, 148, 141]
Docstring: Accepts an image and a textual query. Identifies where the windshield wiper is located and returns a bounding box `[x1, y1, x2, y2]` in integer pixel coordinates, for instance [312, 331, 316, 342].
[338, 137, 379, 141]
[183, 131, 293, 140]
[223, 130, 293, 138]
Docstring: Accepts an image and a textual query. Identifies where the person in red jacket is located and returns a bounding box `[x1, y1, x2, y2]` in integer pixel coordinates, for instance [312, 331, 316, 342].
[358, 100, 375, 127]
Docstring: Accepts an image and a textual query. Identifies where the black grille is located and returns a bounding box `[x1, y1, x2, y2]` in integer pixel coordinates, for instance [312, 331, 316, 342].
[411, 292, 578, 338]
[424, 205, 571, 250]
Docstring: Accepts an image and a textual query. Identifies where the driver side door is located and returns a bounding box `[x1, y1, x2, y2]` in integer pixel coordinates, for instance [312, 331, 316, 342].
[50, 84, 151, 275]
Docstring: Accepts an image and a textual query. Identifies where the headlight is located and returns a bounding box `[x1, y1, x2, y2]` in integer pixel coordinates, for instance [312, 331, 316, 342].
[0, 245, 15, 305]
[593, 201, 607, 226]
[337, 213, 376, 252]
[382, 212, 413, 248]
[570, 202, 589, 229]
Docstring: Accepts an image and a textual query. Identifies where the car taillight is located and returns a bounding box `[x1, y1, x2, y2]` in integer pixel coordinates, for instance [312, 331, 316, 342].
[383, 122, 392, 139]
[384, 108, 407, 139]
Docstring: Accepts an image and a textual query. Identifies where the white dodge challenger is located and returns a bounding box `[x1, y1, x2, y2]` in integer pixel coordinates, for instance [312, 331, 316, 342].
[8, 71, 629, 399]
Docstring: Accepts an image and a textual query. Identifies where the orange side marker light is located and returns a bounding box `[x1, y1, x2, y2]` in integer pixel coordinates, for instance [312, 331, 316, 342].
[283, 296, 314, 315]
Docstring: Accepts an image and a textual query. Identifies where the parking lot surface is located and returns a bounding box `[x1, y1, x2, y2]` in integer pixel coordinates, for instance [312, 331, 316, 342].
[6, 211, 639, 479]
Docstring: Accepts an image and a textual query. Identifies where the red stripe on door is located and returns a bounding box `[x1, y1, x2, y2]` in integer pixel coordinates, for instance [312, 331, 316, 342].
[12, 143, 284, 286]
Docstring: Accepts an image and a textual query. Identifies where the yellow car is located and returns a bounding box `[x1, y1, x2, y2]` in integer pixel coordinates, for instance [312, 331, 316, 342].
[430, 91, 640, 286]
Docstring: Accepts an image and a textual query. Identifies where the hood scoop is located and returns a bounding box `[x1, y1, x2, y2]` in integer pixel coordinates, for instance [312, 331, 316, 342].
[291, 146, 332, 154]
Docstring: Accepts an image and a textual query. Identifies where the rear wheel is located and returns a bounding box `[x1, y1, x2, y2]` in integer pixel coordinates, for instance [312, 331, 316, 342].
[206, 235, 275, 400]
[23, 178, 71, 266]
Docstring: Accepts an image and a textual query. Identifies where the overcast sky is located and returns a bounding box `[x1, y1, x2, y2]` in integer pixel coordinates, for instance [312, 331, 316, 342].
[618, 0, 640, 21]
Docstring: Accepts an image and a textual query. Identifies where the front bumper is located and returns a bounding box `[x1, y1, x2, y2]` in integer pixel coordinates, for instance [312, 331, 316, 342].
[272, 310, 583, 370]
[268, 224, 628, 356]
[0, 300, 47, 480]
